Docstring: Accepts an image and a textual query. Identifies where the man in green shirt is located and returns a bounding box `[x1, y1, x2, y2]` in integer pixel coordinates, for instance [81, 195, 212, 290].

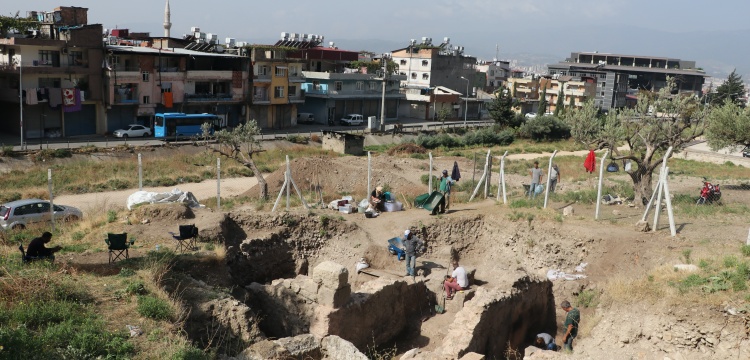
[561, 300, 580, 352]
[438, 170, 455, 213]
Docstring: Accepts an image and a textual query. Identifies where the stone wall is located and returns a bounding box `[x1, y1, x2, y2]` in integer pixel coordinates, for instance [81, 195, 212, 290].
[322, 131, 364, 155]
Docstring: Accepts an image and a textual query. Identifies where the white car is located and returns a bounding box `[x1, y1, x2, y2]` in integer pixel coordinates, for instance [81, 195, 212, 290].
[113, 124, 151, 138]
[524, 113, 537, 119]
[339, 114, 364, 126]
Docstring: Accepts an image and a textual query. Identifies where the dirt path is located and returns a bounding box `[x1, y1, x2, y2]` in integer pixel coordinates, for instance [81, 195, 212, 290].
[54, 176, 258, 214]
[501, 145, 631, 161]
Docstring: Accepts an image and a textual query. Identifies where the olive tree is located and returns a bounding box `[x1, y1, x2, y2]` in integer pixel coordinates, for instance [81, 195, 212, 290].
[202, 121, 268, 200]
[705, 99, 750, 150]
[565, 78, 708, 203]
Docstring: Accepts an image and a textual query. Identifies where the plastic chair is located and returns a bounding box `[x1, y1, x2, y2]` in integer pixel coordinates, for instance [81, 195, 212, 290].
[170, 225, 198, 253]
[106, 233, 132, 264]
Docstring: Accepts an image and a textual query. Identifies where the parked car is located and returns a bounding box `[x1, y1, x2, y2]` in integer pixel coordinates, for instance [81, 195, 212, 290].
[113, 124, 151, 138]
[340, 114, 364, 126]
[524, 113, 537, 119]
[0, 199, 82, 231]
[297, 113, 315, 124]
[743, 146, 750, 158]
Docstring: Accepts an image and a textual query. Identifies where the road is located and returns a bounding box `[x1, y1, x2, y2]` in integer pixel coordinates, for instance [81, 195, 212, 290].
[54, 176, 258, 214]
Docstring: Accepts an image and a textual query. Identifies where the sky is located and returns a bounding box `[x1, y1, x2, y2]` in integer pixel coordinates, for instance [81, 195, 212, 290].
[13, 0, 750, 77]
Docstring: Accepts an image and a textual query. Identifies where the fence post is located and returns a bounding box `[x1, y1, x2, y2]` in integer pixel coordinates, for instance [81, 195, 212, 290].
[428, 152, 433, 192]
[48, 169, 54, 231]
[217, 157, 221, 210]
[543, 150, 558, 209]
[138, 153, 143, 191]
[595, 150, 609, 220]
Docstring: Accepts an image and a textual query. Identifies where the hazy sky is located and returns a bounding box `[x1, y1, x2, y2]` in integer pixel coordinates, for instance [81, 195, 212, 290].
[13, 0, 750, 76]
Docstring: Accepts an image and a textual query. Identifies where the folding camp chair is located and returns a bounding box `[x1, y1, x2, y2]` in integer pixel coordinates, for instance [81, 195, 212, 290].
[106, 233, 132, 264]
[170, 225, 198, 253]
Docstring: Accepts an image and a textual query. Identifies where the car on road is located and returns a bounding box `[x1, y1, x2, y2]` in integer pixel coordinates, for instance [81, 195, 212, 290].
[0, 199, 83, 231]
[340, 114, 364, 126]
[297, 113, 315, 124]
[524, 113, 537, 119]
[113, 124, 151, 138]
[743, 146, 750, 158]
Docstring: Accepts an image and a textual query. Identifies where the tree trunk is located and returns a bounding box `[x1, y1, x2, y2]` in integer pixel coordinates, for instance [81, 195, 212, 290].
[630, 168, 653, 206]
[245, 156, 268, 200]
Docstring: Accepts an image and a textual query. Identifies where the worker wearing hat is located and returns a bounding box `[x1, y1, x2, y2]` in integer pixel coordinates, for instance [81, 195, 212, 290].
[438, 169, 455, 213]
[370, 186, 385, 212]
[402, 229, 424, 277]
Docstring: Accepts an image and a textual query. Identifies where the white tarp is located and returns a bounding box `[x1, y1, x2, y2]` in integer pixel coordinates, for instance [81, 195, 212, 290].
[126, 188, 202, 210]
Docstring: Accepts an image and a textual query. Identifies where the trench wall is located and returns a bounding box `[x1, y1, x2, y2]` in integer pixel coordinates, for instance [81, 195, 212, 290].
[434, 277, 555, 359]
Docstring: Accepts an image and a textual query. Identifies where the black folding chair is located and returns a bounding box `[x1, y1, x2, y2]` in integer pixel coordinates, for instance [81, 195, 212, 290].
[170, 225, 198, 253]
[106, 233, 132, 264]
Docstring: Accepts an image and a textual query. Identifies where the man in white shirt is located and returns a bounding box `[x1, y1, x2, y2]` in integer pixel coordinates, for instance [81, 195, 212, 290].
[443, 260, 469, 299]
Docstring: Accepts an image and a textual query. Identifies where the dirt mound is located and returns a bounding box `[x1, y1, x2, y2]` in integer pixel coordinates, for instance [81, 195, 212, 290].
[131, 203, 195, 222]
[387, 143, 427, 156]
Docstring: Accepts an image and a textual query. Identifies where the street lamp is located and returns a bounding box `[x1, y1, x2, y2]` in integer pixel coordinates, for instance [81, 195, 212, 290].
[460, 76, 469, 127]
[16, 56, 24, 149]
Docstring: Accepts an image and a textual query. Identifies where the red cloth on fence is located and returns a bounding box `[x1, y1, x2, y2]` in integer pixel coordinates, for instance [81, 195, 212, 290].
[584, 150, 596, 173]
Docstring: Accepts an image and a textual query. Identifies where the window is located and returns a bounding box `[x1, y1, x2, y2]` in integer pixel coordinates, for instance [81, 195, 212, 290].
[68, 51, 84, 66]
[369, 82, 378, 90]
[601, 82, 606, 87]
[142, 71, 150, 82]
[258, 65, 269, 76]
[422, 73, 429, 80]
[400, 59, 407, 65]
[399, 72, 406, 76]
[289, 66, 297, 76]
[143, 95, 150, 104]
[274, 86, 284, 98]
[356, 81, 364, 90]
[335, 81, 343, 91]
[489, 70, 495, 76]
[313, 81, 320, 90]
[38, 50, 57, 65]
[288, 85, 296, 97]
[421, 60, 429, 67]
[411, 72, 417, 79]
[275, 66, 286, 77]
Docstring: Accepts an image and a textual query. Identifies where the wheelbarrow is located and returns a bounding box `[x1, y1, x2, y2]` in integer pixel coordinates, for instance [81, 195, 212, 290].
[387, 237, 405, 261]
[421, 191, 445, 215]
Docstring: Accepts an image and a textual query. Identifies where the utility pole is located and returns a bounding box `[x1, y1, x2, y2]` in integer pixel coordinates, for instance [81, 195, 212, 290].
[379, 54, 387, 132]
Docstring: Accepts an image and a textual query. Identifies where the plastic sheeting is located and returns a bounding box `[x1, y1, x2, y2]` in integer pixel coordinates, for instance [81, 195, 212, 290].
[126, 188, 202, 210]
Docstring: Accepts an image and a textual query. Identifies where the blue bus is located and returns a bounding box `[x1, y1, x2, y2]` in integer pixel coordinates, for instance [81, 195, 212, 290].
[154, 113, 223, 139]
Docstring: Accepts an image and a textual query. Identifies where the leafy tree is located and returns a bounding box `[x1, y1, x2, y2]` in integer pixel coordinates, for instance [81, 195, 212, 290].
[487, 87, 517, 127]
[537, 88, 548, 117]
[568, 94, 575, 109]
[519, 115, 570, 141]
[201, 121, 268, 200]
[711, 69, 745, 106]
[565, 78, 708, 204]
[0, 13, 39, 36]
[705, 99, 750, 150]
[554, 89, 565, 117]
[436, 107, 452, 124]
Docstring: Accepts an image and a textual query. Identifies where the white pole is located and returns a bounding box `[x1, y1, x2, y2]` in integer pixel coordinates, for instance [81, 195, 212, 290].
[48, 169, 54, 231]
[595, 150, 609, 220]
[216, 157, 221, 209]
[662, 167, 676, 236]
[469, 150, 490, 201]
[286, 155, 291, 210]
[271, 176, 288, 212]
[290, 176, 310, 209]
[379, 55, 387, 132]
[367, 151, 372, 199]
[138, 153, 143, 191]
[498, 151, 508, 204]
[641, 183, 660, 222]
[484, 151, 491, 199]
[543, 150, 558, 209]
[19, 57, 24, 149]
[652, 178, 665, 232]
[428, 152, 433, 192]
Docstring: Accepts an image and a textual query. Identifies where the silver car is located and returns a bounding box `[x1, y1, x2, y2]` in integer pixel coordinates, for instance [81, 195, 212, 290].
[0, 199, 83, 230]
[113, 124, 151, 138]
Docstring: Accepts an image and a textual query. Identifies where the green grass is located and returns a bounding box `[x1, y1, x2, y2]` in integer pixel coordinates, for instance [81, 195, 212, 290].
[576, 289, 600, 308]
[136, 295, 174, 321]
[670, 247, 750, 295]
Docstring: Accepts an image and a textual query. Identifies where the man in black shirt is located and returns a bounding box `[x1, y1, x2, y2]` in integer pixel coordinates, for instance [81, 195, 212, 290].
[26, 232, 61, 261]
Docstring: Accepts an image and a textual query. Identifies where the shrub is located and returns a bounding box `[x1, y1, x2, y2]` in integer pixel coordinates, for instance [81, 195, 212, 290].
[463, 128, 514, 147]
[420, 174, 440, 186]
[310, 134, 321, 143]
[0, 144, 14, 157]
[576, 289, 600, 308]
[126, 280, 148, 295]
[137, 295, 174, 320]
[0, 192, 22, 203]
[415, 133, 461, 149]
[106, 210, 118, 223]
[518, 115, 571, 141]
[171, 346, 209, 360]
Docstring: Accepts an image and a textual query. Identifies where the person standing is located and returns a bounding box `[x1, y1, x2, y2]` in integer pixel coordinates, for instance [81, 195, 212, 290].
[26, 231, 62, 262]
[561, 300, 580, 352]
[549, 164, 560, 193]
[443, 260, 469, 299]
[529, 161, 544, 198]
[403, 229, 424, 277]
[438, 169, 455, 213]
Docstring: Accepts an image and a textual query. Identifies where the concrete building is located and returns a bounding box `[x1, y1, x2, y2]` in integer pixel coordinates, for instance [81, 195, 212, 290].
[104, 30, 250, 132]
[391, 37, 479, 120]
[249, 42, 305, 129]
[0, 6, 106, 139]
[548, 52, 706, 111]
[507, 75, 596, 115]
[475, 59, 510, 92]
[296, 36, 404, 125]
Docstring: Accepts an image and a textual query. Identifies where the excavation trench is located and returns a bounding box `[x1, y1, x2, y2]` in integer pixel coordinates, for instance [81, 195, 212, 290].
[205, 211, 566, 357]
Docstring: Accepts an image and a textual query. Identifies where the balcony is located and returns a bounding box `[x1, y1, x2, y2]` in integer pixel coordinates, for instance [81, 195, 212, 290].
[253, 93, 270, 104]
[114, 94, 139, 104]
[185, 93, 234, 102]
[254, 74, 271, 82]
[289, 94, 305, 103]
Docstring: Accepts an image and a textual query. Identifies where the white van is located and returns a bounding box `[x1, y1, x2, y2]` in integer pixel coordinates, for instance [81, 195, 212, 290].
[297, 113, 315, 124]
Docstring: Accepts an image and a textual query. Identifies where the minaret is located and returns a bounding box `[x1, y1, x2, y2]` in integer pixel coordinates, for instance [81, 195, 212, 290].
[163, 0, 172, 38]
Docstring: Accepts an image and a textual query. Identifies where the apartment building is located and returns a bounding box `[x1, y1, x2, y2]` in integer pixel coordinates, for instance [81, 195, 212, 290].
[294, 35, 403, 125]
[104, 29, 250, 132]
[507, 75, 595, 115]
[475, 59, 510, 92]
[0, 6, 106, 139]
[548, 52, 706, 111]
[391, 37, 479, 120]
[249, 38, 306, 129]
